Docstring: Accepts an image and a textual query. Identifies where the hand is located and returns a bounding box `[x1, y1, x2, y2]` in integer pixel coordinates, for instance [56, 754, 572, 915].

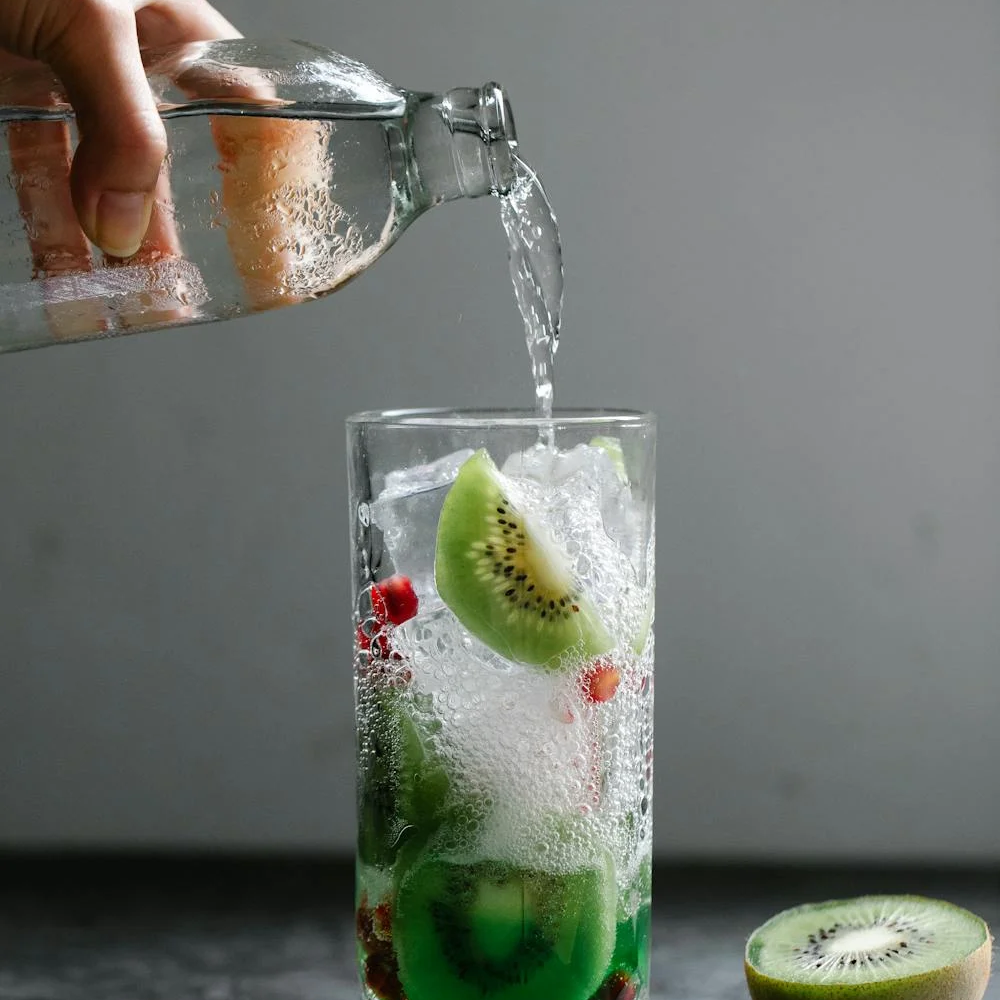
[0, 3, 335, 343]
[0, 0, 239, 257]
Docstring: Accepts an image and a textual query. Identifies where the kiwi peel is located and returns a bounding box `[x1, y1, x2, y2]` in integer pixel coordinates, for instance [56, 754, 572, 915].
[435, 449, 612, 667]
[745, 895, 992, 1000]
[394, 851, 618, 1000]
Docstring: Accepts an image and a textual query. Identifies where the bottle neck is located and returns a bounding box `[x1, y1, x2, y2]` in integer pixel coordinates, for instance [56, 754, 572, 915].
[409, 84, 518, 206]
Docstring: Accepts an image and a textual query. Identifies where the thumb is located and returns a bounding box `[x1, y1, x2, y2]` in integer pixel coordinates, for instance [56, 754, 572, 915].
[39, 0, 168, 257]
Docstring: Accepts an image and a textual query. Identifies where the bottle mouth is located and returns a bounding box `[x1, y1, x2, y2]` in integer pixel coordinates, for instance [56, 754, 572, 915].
[439, 84, 517, 195]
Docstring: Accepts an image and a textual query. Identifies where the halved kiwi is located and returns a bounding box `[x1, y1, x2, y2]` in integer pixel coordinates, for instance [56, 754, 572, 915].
[745, 895, 992, 1000]
[434, 449, 612, 667]
[394, 852, 617, 1000]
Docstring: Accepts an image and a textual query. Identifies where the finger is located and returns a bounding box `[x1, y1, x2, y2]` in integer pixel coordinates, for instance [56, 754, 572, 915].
[6, 120, 108, 341]
[105, 171, 200, 330]
[37, 0, 168, 257]
[123, 0, 239, 268]
[135, 4, 316, 312]
[143, 8, 335, 310]
[134, 0, 240, 47]
[113, 171, 178, 267]
[7, 122, 92, 278]
[113, 0, 241, 327]
[212, 115, 334, 310]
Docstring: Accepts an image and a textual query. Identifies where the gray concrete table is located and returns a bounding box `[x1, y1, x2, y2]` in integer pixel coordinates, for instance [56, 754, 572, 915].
[0, 859, 995, 1000]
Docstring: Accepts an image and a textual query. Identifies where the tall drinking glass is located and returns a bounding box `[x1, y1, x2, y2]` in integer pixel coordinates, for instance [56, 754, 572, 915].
[347, 409, 656, 1000]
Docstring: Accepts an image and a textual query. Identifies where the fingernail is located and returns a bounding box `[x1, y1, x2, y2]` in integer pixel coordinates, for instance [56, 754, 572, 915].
[95, 191, 152, 258]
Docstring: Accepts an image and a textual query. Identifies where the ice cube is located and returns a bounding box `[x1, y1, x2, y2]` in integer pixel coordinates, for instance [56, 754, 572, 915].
[394, 606, 597, 823]
[369, 449, 474, 602]
[394, 604, 516, 690]
[503, 444, 647, 582]
[502, 441, 619, 485]
[380, 448, 475, 501]
[504, 444, 653, 653]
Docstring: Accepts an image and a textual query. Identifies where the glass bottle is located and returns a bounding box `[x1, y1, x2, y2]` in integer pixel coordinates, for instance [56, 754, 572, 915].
[0, 39, 517, 353]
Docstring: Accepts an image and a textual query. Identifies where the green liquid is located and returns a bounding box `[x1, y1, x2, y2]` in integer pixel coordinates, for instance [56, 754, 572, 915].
[609, 902, 652, 986]
[356, 859, 651, 1000]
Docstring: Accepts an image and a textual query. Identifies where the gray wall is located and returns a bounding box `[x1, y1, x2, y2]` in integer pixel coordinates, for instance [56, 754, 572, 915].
[1, 0, 998, 859]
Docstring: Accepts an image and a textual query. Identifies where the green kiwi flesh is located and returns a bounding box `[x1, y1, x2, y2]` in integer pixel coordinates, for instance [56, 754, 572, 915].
[631, 592, 654, 656]
[745, 895, 992, 1000]
[357, 690, 451, 868]
[394, 853, 617, 1000]
[434, 449, 612, 667]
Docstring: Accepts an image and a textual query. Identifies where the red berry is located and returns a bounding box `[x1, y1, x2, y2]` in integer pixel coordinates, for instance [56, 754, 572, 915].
[595, 970, 638, 1000]
[356, 623, 373, 652]
[376, 575, 419, 625]
[365, 949, 404, 1000]
[369, 585, 389, 622]
[373, 901, 393, 937]
[357, 623, 397, 662]
[357, 896, 396, 956]
[581, 660, 621, 704]
[357, 587, 388, 657]
[356, 898, 379, 954]
[357, 576, 417, 665]
[369, 632, 394, 660]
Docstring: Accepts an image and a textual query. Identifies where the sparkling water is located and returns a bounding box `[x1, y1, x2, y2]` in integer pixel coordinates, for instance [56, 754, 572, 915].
[357, 437, 654, 1000]
[499, 156, 563, 426]
[363, 443, 653, 876]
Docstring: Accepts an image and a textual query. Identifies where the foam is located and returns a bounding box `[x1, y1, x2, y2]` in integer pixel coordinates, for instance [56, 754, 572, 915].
[390, 603, 654, 884]
[359, 444, 654, 887]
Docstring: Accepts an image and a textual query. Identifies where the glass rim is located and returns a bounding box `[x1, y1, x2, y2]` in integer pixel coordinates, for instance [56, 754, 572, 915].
[346, 407, 656, 429]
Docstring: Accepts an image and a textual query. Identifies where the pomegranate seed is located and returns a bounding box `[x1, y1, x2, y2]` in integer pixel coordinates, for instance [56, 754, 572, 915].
[369, 585, 389, 621]
[365, 949, 404, 1000]
[596, 970, 638, 1000]
[356, 624, 373, 653]
[377, 575, 419, 625]
[357, 575, 417, 665]
[356, 899, 379, 954]
[581, 660, 621, 704]
[373, 902, 393, 937]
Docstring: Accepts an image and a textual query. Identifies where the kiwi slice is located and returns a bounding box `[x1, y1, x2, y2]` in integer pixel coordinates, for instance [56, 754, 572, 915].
[357, 690, 451, 868]
[630, 591, 654, 656]
[745, 895, 992, 1000]
[394, 853, 617, 1000]
[590, 435, 628, 482]
[434, 449, 612, 667]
